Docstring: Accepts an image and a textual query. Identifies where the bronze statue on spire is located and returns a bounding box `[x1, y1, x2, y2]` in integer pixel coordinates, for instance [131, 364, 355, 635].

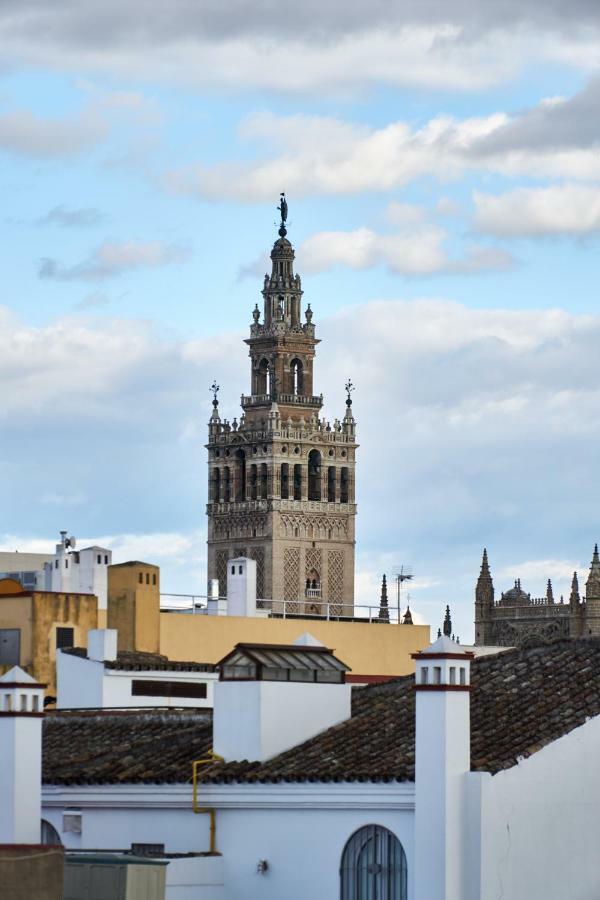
[277, 192, 288, 237]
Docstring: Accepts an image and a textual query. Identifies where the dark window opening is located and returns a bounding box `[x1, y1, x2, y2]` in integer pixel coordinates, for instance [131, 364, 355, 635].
[152, 574, 157, 586]
[293, 463, 302, 501]
[223, 466, 231, 502]
[327, 466, 336, 502]
[308, 450, 321, 501]
[260, 463, 268, 500]
[281, 463, 289, 500]
[146, 573, 150, 585]
[235, 449, 246, 501]
[131, 843, 165, 857]
[131, 680, 207, 699]
[249, 463, 258, 500]
[341, 825, 407, 900]
[138, 573, 143, 584]
[97, 555, 101, 564]
[340, 467, 349, 503]
[212, 467, 221, 502]
[56, 627, 74, 650]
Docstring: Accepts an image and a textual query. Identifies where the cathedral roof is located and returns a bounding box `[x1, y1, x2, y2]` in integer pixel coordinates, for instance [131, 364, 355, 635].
[500, 579, 530, 605]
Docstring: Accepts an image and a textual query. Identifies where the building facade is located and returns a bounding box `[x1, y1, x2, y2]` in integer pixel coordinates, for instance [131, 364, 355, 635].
[475, 544, 600, 647]
[206, 199, 358, 613]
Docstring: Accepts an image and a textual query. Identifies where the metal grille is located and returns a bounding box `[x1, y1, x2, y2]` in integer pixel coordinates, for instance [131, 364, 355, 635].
[340, 825, 407, 900]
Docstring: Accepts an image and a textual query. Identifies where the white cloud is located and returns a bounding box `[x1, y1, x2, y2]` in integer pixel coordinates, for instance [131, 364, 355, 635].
[298, 226, 513, 275]
[38, 240, 191, 281]
[0, 108, 106, 158]
[474, 184, 600, 236]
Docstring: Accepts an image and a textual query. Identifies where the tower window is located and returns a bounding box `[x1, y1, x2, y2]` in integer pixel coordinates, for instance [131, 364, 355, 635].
[257, 358, 270, 395]
[249, 464, 258, 500]
[235, 449, 246, 501]
[212, 467, 221, 502]
[260, 463, 268, 500]
[308, 450, 322, 501]
[327, 466, 336, 503]
[293, 464, 302, 501]
[340, 467, 349, 503]
[290, 358, 304, 396]
[281, 463, 289, 499]
[223, 466, 231, 502]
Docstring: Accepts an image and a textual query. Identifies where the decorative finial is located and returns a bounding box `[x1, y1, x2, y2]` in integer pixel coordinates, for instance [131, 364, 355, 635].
[593, 543, 600, 565]
[210, 380, 220, 409]
[443, 605, 452, 637]
[305, 303, 313, 324]
[277, 192, 288, 237]
[253, 303, 260, 323]
[345, 378, 355, 408]
[378, 574, 390, 623]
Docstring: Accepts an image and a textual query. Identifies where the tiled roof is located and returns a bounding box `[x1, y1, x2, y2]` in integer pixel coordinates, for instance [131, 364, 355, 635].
[43, 639, 600, 785]
[62, 647, 215, 672]
[42, 710, 212, 785]
[201, 637, 600, 784]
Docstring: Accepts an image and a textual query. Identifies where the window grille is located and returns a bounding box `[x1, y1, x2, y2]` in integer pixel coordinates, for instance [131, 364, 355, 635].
[340, 824, 407, 900]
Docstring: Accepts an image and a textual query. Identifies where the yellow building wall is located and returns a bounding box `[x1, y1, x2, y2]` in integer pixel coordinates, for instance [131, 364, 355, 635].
[108, 562, 160, 653]
[0, 594, 33, 670]
[32, 592, 98, 694]
[159, 614, 430, 678]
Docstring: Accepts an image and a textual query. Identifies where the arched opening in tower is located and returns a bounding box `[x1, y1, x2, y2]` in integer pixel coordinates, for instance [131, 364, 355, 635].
[308, 449, 322, 501]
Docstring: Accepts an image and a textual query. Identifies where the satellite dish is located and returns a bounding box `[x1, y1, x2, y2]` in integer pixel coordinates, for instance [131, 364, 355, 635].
[66, 536, 76, 549]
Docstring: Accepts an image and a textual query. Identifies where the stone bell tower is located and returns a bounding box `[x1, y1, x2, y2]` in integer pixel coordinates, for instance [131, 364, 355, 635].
[206, 195, 357, 613]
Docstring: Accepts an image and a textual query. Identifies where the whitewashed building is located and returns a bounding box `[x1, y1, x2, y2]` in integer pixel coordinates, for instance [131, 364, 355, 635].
[30, 636, 600, 899]
[56, 629, 217, 710]
[44, 531, 112, 613]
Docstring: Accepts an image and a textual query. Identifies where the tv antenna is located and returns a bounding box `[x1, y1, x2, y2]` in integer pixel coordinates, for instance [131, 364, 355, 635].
[391, 564, 413, 623]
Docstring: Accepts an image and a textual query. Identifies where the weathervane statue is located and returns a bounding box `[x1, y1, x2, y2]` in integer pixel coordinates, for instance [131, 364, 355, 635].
[210, 380, 220, 410]
[277, 192, 288, 237]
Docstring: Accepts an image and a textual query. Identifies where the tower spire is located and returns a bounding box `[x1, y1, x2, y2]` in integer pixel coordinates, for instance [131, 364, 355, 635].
[378, 574, 389, 623]
[546, 579, 554, 604]
[570, 572, 580, 606]
[443, 605, 452, 637]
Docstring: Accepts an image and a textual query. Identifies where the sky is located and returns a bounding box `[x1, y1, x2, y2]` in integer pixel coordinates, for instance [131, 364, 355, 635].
[2, 1, 600, 641]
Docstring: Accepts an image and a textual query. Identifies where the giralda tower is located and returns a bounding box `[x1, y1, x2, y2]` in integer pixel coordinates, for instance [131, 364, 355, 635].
[206, 196, 357, 613]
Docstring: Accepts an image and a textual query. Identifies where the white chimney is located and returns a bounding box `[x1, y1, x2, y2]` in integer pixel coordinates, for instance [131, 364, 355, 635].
[0, 666, 45, 843]
[413, 635, 473, 900]
[227, 557, 257, 617]
[213, 642, 351, 761]
[87, 628, 118, 662]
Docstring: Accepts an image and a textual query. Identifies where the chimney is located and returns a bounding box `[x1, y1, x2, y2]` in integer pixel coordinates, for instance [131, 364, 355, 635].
[412, 635, 473, 900]
[227, 557, 257, 617]
[213, 639, 351, 761]
[0, 666, 46, 843]
[87, 628, 118, 662]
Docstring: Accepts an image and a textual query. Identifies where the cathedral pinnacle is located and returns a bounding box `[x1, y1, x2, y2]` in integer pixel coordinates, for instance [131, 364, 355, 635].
[378, 574, 390, 623]
[593, 543, 600, 565]
[546, 579, 554, 604]
[570, 572, 580, 607]
[443, 605, 452, 637]
[481, 548, 490, 575]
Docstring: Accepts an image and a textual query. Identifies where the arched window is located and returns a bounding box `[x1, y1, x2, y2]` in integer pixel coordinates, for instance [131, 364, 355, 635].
[260, 463, 268, 500]
[340, 467, 349, 503]
[212, 467, 221, 502]
[223, 466, 231, 502]
[281, 463, 289, 499]
[290, 358, 304, 396]
[340, 825, 407, 900]
[257, 358, 270, 396]
[328, 466, 336, 502]
[249, 464, 258, 500]
[293, 463, 302, 501]
[308, 450, 321, 501]
[235, 449, 246, 501]
[41, 819, 62, 846]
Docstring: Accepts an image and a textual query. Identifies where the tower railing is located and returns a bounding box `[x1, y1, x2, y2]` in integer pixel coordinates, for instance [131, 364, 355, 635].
[241, 393, 323, 408]
[160, 594, 403, 623]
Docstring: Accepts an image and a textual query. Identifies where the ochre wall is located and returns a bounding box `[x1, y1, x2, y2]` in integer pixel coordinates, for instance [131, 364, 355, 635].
[159, 614, 430, 677]
[108, 562, 160, 653]
[0, 846, 64, 900]
[32, 592, 98, 694]
[0, 594, 33, 668]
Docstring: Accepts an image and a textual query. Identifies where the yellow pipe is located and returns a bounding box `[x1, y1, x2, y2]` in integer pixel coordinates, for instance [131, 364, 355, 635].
[192, 750, 224, 854]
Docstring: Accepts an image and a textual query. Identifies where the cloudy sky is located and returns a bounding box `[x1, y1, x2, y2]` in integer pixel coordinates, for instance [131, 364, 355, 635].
[2, 1, 600, 640]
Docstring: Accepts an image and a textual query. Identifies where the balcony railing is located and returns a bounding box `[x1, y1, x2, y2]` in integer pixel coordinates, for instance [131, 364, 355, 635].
[161, 594, 402, 623]
[241, 393, 323, 408]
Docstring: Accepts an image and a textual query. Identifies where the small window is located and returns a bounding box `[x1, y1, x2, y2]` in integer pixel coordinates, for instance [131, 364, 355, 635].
[341, 825, 407, 900]
[420, 667, 429, 685]
[65, 559, 68, 569]
[139, 573, 143, 584]
[231, 566, 235, 575]
[433, 666, 441, 684]
[3, 694, 12, 712]
[449, 667, 456, 685]
[104, 555, 108, 564]
[131, 680, 207, 699]
[459, 667, 466, 685]
[32, 695, 40, 712]
[56, 627, 75, 650]
[97, 555, 101, 564]
[20, 694, 27, 711]
[145, 573, 149, 584]
[55, 560, 58, 569]
[238, 565, 243, 574]
[152, 574, 157, 585]
[131, 843, 165, 857]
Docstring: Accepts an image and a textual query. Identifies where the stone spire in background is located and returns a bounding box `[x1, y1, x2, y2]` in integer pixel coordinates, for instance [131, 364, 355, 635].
[443, 605, 452, 638]
[378, 574, 389, 623]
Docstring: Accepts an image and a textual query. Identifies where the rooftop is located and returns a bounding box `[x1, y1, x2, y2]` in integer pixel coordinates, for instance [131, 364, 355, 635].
[62, 647, 215, 672]
[43, 638, 600, 786]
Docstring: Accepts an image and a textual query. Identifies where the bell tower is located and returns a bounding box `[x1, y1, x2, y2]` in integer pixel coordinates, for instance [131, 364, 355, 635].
[206, 195, 358, 613]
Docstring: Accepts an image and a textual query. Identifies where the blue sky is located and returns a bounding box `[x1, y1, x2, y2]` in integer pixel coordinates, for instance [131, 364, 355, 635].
[2, 2, 600, 640]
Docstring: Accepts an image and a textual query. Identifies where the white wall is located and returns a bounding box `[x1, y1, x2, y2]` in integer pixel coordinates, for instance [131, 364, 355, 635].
[43, 783, 415, 900]
[56, 651, 104, 708]
[214, 680, 351, 761]
[470, 714, 600, 900]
